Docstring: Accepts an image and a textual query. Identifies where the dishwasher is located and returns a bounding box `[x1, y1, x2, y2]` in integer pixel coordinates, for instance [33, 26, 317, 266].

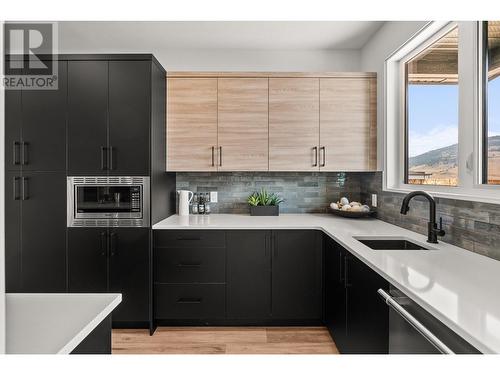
[378, 287, 481, 354]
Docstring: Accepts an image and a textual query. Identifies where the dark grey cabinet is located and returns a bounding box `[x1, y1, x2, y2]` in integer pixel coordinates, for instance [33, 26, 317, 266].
[324, 236, 389, 354]
[272, 230, 323, 320]
[69, 227, 150, 325]
[68, 59, 151, 175]
[108, 61, 150, 175]
[68, 60, 108, 175]
[5, 171, 67, 292]
[227, 230, 272, 319]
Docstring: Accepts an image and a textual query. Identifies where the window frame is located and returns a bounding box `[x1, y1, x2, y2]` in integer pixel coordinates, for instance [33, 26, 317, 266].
[384, 21, 500, 205]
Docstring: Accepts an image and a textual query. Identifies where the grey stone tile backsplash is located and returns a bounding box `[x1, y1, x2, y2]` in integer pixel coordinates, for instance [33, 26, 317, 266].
[360, 172, 500, 262]
[176, 171, 500, 261]
[176, 172, 366, 214]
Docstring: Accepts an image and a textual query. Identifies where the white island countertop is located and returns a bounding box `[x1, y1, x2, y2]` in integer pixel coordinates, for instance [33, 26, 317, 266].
[6, 293, 121, 354]
[154, 214, 500, 354]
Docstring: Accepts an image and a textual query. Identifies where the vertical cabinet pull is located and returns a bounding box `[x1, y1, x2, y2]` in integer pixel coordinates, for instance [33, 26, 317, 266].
[100, 146, 107, 170]
[211, 146, 215, 167]
[100, 231, 107, 256]
[320, 146, 326, 167]
[344, 254, 352, 288]
[13, 141, 21, 165]
[339, 251, 344, 283]
[313, 146, 318, 167]
[109, 146, 114, 170]
[110, 232, 117, 256]
[13, 177, 21, 200]
[21, 142, 29, 165]
[219, 146, 222, 167]
[21, 177, 29, 200]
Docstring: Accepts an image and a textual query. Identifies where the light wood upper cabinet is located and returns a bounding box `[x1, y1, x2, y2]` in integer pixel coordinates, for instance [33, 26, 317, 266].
[218, 78, 269, 171]
[167, 78, 218, 171]
[269, 78, 320, 171]
[319, 78, 377, 171]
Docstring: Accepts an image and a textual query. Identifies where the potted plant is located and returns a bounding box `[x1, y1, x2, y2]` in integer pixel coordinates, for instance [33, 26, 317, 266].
[247, 189, 284, 216]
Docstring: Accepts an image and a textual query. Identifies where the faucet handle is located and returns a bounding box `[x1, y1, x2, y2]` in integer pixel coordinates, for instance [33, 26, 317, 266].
[438, 217, 445, 237]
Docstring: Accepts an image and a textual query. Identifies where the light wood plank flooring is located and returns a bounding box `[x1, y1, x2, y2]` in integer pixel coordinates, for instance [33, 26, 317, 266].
[112, 327, 339, 354]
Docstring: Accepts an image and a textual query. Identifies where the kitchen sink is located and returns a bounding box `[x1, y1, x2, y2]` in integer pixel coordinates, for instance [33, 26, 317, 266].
[354, 236, 434, 250]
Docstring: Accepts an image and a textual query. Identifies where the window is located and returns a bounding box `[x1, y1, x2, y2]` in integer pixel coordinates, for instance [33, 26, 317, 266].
[483, 21, 500, 185]
[405, 27, 459, 186]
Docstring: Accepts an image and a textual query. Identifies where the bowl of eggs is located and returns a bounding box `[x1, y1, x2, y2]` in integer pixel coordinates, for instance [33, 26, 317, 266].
[328, 197, 375, 218]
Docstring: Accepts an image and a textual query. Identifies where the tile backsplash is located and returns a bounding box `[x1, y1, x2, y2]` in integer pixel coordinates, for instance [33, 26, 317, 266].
[361, 172, 500, 261]
[176, 172, 366, 214]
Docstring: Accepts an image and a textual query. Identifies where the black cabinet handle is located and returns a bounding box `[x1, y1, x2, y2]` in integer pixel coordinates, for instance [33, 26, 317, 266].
[100, 231, 107, 256]
[312, 146, 318, 167]
[344, 254, 352, 288]
[21, 177, 29, 200]
[13, 141, 21, 165]
[110, 232, 117, 256]
[211, 146, 215, 167]
[100, 146, 107, 170]
[176, 236, 202, 241]
[219, 146, 222, 167]
[13, 177, 21, 200]
[177, 262, 202, 268]
[320, 146, 326, 167]
[21, 142, 29, 165]
[109, 146, 114, 170]
[177, 297, 202, 304]
[339, 251, 344, 283]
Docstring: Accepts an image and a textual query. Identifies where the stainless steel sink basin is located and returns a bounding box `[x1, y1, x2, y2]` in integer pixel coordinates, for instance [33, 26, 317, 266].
[354, 236, 435, 251]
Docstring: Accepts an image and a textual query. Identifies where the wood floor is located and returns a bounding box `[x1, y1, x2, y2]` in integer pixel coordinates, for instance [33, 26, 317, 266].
[112, 327, 339, 354]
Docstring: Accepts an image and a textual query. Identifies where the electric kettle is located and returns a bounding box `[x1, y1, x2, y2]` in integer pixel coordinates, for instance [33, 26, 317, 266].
[177, 190, 194, 216]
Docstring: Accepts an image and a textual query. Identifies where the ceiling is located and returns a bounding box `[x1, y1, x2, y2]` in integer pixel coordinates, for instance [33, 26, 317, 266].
[58, 21, 384, 52]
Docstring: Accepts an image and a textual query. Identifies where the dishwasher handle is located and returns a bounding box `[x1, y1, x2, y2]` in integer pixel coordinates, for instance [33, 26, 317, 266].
[377, 289, 454, 354]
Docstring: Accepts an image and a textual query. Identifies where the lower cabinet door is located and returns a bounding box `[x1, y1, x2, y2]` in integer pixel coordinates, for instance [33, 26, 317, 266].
[5, 172, 22, 292]
[109, 228, 150, 324]
[272, 230, 322, 320]
[324, 237, 347, 350]
[155, 284, 226, 320]
[68, 228, 108, 292]
[227, 230, 271, 319]
[345, 253, 389, 354]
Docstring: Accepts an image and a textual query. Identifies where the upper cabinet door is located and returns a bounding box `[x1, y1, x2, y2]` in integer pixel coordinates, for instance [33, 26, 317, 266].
[167, 78, 218, 171]
[5, 90, 22, 171]
[68, 61, 109, 175]
[22, 61, 68, 172]
[320, 78, 377, 171]
[269, 78, 320, 171]
[218, 78, 269, 171]
[109, 61, 151, 175]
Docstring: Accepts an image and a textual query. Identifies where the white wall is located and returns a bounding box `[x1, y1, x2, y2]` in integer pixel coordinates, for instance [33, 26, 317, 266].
[360, 21, 428, 170]
[58, 47, 362, 72]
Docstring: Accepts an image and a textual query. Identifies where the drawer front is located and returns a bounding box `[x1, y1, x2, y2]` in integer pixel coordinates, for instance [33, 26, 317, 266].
[154, 247, 226, 283]
[154, 230, 226, 248]
[155, 284, 226, 319]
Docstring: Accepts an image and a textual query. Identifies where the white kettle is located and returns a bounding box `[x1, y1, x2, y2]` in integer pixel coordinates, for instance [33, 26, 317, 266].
[177, 190, 194, 216]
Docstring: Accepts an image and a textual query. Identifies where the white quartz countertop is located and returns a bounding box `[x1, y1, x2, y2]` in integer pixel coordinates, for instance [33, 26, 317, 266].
[154, 214, 500, 354]
[6, 293, 122, 354]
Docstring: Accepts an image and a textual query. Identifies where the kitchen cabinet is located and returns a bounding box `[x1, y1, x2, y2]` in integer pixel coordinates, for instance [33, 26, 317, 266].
[5, 90, 22, 171]
[227, 230, 271, 319]
[69, 227, 150, 326]
[68, 60, 109, 175]
[108, 61, 151, 175]
[272, 230, 323, 320]
[320, 78, 377, 171]
[68, 59, 153, 175]
[324, 236, 389, 354]
[5, 171, 67, 292]
[167, 78, 218, 171]
[269, 78, 320, 171]
[218, 78, 269, 171]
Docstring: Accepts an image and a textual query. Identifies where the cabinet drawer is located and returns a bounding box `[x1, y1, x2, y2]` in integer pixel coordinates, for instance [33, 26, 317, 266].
[155, 284, 225, 319]
[154, 230, 225, 248]
[154, 247, 225, 283]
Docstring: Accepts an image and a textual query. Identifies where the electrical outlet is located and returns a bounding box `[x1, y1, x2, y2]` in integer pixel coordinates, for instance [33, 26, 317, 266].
[371, 193, 377, 207]
[210, 191, 218, 203]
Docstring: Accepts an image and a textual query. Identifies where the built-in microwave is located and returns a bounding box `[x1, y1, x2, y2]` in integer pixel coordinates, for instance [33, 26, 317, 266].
[67, 176, 150, 227]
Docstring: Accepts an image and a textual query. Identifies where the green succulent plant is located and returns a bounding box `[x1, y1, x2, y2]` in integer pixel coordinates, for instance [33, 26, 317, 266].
[247, 189, 284, 206]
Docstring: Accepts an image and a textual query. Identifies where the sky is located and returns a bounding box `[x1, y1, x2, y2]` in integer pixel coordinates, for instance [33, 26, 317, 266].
[407, 78, 500, 158]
